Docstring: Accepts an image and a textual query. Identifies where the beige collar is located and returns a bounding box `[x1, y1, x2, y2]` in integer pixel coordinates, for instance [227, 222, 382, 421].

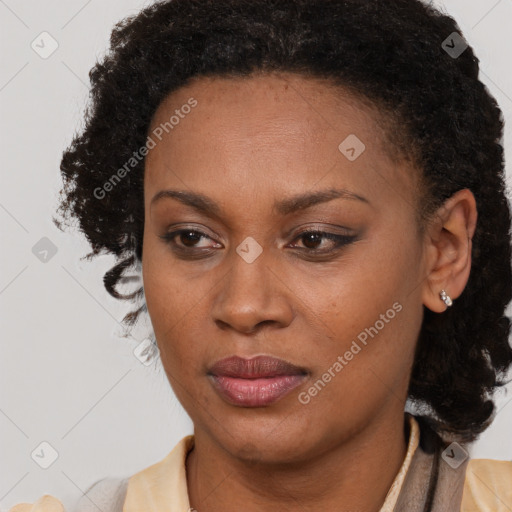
[379, 414, 420, 511]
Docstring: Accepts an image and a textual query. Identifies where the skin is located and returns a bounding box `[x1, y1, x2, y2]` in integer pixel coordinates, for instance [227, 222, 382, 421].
[142, 72, 477, 512]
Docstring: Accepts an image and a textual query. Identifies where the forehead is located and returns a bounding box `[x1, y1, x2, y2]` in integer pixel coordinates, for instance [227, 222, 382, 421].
[144, 72, 418, 214]
[148, 72, 382, 148]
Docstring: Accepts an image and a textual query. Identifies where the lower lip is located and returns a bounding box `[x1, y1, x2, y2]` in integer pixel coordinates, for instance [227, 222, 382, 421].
[209, 374, 306, 407]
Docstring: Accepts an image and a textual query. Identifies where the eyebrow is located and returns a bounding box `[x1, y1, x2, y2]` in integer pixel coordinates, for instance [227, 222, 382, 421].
[150, 188, 370, 217]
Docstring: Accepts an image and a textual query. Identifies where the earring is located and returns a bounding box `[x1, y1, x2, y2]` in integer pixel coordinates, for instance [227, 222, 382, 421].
[439, 289, 453, 307]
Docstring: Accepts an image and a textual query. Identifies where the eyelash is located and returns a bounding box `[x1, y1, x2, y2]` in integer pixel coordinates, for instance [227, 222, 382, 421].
[158, 228, 357, 257]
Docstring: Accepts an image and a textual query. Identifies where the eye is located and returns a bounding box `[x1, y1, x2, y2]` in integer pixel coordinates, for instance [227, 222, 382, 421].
[159, 227, 358, 258]
[159, 229, 221, 251]
[288, 229, 357, 253]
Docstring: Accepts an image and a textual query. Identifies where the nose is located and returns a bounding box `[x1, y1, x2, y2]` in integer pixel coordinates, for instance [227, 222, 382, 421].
[211, 245, 295, 335]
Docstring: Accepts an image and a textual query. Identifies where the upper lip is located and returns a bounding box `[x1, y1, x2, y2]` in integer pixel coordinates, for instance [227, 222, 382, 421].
[208, 355, 307, 379]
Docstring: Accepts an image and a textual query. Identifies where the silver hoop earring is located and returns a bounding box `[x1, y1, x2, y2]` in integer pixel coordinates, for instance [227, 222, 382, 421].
[440, 289, 453, 307]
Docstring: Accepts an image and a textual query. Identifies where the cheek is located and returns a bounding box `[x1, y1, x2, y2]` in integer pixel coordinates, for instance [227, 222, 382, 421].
[302, 231, 422, 386]
[141, 236, 227, 397]
[141, 239, 199, 368]
[142, 227, 200, 322]
[309, 240, 413, 336]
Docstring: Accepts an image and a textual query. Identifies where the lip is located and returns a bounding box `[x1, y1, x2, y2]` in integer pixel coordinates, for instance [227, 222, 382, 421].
[207, 355, 308, 407]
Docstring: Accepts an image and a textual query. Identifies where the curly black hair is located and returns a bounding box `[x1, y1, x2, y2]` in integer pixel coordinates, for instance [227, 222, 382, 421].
[53, 0, 512, 443]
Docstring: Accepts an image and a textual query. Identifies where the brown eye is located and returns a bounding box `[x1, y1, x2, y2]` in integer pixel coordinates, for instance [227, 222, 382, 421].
[290, 230, 357, 253]
[159, 229, 221, 251]
[179, 231, 203, 247]
[301, 232, 323, 249]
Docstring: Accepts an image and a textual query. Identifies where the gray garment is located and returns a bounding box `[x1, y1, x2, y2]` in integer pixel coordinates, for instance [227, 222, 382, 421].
[394, 436, 469, 511]
[72, 477, 129, 512]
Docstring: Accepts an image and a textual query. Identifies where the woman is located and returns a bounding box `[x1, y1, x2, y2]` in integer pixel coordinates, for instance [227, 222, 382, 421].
[10, 0, 512, 510]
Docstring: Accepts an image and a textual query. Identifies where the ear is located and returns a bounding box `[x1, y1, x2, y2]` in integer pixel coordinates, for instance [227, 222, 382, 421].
[421, 188, 477, 313]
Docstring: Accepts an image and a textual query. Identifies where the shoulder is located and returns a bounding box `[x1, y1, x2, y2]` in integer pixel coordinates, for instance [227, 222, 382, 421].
[7, 478, 128, 512]
[462, 458, 512, 511]
[6, 437, 193, 512]
[72, 477, 129, 512]
[8, 495, 65, 512]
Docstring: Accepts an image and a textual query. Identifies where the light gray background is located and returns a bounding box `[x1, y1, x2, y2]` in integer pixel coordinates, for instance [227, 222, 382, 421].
[1, 0, 511, 510]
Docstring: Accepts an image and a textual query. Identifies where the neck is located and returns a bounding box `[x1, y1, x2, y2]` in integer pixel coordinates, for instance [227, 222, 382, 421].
[186, 410, 409, 512]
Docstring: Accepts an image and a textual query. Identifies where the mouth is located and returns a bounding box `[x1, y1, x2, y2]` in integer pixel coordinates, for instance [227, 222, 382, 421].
[207, 355, 308, 407]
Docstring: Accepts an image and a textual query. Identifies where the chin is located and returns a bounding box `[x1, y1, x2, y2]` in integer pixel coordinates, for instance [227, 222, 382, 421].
[204, 410, 323, 465]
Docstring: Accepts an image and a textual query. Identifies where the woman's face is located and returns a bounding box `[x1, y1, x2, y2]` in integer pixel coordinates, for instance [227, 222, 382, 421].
[142, 72, 427, 463]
